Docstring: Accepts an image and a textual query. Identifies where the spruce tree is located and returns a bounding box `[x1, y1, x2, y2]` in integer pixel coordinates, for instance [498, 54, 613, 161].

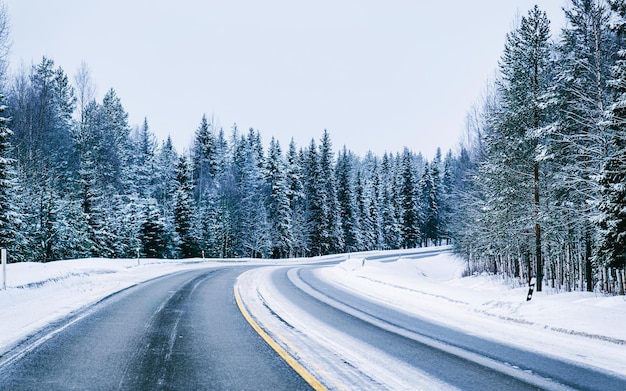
[400, 148, 419, 248]
[0, 96, 21, 259]
[318, 130, 344, 254]
[598, 0, 626, 274]
[420, 163, 439, 247]
[304, 139, 324, 256]
[286, 140, 308, 257]
[553, 0, 615, 291]
[336, 147, 360, 252]
[140, 200, 169, 258]
[266, 138, 294, 258]
[192, 114, 217, 202]
[173, 156, 198, 258]
[489, 5, 553, 290]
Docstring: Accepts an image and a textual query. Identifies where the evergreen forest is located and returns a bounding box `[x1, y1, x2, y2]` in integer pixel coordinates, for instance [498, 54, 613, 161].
[0, 0, 625, 296]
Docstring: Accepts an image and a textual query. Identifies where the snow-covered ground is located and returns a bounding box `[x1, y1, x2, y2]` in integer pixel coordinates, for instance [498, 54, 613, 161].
[1, 249, 624, 387]
[0, 258, 218, 352]
[0, 255, 320, 355]
[237, 248, 626, 388]
[314, 251, 626, 376]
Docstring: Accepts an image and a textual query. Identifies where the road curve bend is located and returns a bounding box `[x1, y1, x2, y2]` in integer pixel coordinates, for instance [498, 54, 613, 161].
[0, 267, 311, 390]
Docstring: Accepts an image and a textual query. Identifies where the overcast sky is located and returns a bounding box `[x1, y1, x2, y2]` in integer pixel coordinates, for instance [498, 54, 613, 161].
[5, 1, 566, 159]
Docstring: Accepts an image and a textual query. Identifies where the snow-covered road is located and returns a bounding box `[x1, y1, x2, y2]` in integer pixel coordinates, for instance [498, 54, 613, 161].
[1, 248, 625, 389]
[236, 249, 626, 390]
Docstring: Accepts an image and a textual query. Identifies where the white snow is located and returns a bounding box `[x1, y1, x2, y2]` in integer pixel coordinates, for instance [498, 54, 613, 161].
[238, 248, 626, 388]
[314, 251, 626, 375]
[1, 249, 625, 389]
[0, 258, 218, 351]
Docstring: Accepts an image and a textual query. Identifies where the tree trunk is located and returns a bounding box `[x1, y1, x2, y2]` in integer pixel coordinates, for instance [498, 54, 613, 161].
[579, 244, 585, 291]
[534, 162, 543, 292]
[585, 228, 593, 292]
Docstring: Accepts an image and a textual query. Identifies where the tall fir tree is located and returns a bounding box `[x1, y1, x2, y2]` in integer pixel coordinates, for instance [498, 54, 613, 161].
[192, 114, 217, 202]
[553, 0, 616, 291]
[304, 138, 324, 256]
[318, 130, 344, 254]
[488, 5, 553, 290]
[173, 156, 198, 258]
[140, 200, 169, 258]
[0, 96, 22, 260]
[420, 163, 439, 247]
[598, 0, 626, 281]
[400, 148, 419, 248]
[266, 138, 294, 258]
[336, 147, 361, 252]
[286, 139, 308, 257]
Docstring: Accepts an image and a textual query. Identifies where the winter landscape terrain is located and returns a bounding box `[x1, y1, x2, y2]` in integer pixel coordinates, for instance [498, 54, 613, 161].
[1, 247, 624, 389]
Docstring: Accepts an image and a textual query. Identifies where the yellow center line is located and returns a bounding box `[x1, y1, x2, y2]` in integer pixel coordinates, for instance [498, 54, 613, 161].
[233, 285, 328, 391]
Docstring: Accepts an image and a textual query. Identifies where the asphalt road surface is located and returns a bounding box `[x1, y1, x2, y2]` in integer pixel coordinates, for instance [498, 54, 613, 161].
[272, 266, 626, 391]
[0, 267, 311, 390]
[1, 258, 624, 390]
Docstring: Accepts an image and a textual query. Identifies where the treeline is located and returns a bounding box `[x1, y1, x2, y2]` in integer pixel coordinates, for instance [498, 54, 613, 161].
[451, 0, 626, 295]
[0, 57, 459, 262]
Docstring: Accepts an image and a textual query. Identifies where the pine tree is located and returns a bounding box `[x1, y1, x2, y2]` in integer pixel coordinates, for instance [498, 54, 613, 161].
[173, 156, 198, 258]
[598, 0, 626, 279]
[380, 153, 402, 250]
[400, 148, 419, 248]
[597, 135, 626, 270]
[153, 137, 178, 256]
[230, 129, 269, 258]
[266, 138, 294, 258]
[553, 0, 616, 291]
[369, 160, 384, 250]
[489, 6, 553, 290]
[140, 200, 169, 258]
[101, 88, 133, 192]
[77, 148, 101, 255]
[304, 138, 324, 256]
[134, 118, 157, 199]
[420, 163, 439, 247]
[286, 139, 308, 257]
[192, 114, 217, 202]
[336, 146, 360, 252]
[440, 150, 456, 245]
[355, 170, 371, 251]
[0, 96, 22, 260]
[318, 130, 344, 254]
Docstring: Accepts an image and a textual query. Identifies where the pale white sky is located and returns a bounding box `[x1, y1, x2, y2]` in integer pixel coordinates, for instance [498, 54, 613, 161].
[4, 1, 566, 159]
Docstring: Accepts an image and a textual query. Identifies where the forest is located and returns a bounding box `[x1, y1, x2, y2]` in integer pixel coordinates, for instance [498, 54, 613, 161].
[454, 0, 626, 295]
[0, 0, 624, 296]
[0, 57, 452, 263]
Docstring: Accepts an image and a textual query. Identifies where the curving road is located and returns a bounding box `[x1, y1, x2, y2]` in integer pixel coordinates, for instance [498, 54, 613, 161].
[268, 265, 626, 391]
[1, 252, 624, 390]
[0, 267, 311, 390]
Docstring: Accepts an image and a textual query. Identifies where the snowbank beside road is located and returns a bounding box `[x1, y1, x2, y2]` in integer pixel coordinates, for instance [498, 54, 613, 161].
[0, 258, 216, 352]
[2, 249, 625, 384]
[0, 255, 328, 355]
[236, 264, 455, 390]
[317, 253, 626, 375]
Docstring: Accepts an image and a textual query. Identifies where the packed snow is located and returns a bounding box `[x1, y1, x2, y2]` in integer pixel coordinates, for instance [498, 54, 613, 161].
[314, 251, 626, 375]
[1, 248, 625, 388]
[238, 248, 626, 387]
[0, 258, 215, 351]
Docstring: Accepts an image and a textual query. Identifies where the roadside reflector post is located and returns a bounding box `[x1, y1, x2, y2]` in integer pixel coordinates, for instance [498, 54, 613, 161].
[2, 249, 6, 290]
[526, 277, 536, 301]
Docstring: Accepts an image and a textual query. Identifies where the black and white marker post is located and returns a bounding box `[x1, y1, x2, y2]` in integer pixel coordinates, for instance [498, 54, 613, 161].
[526, 277, 536, 301]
